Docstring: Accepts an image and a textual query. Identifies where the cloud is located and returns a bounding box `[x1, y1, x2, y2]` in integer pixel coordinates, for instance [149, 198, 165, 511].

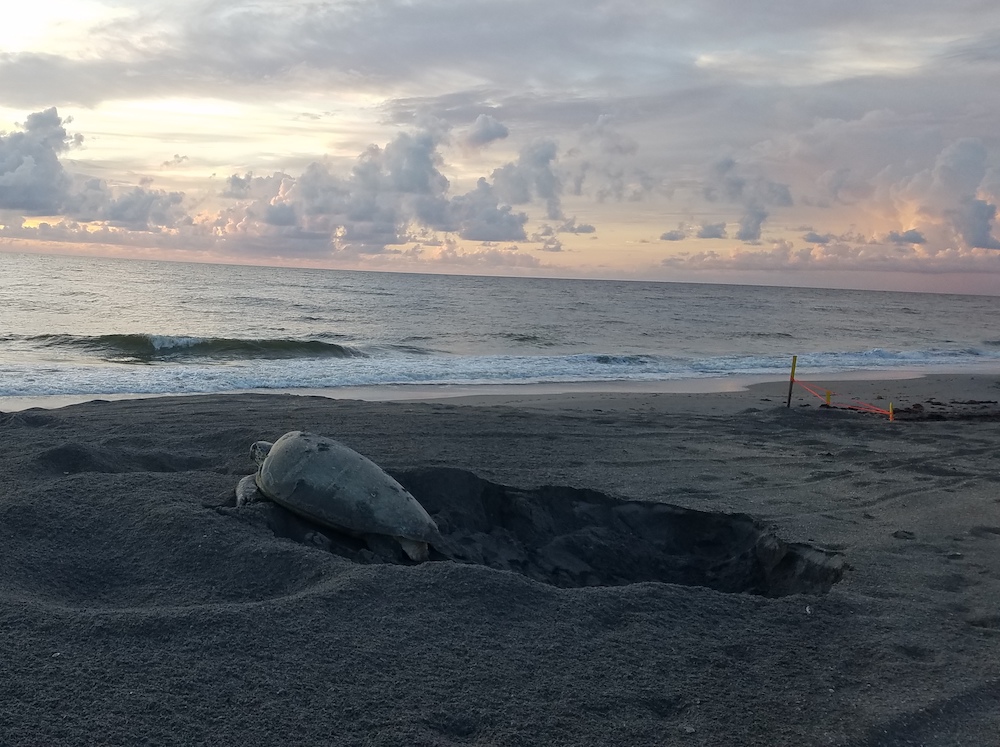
[445, 178, 528, 241]
[881, 138, 1000, 250]
[581, 115, 638, 157]
[217, 127, 457, 252]
[11, 1, 982, 121]
[660, 229, 686, 241]
[99, 187, 186, 230]
[803, 231, 834, 244]
[491, 139, 563, 220]
[697, 222, 727, 239]
[263, 202, 297, 226]
[813, 168, 874, 207]
[438, 241, 541, 268]
[702, 157, 792, 242]
[223, 172, 255, 198]
[36, 117, 575, 261]
[661, 239, 1000, 274]
[57, 175, 187, 230]
[557, 217, 596, 233]
[949, 198, 1000, 250]
[4, 0, 1000, 288]
[0, 107, 81, 213]
[203, 125, 560, 254]
[736, 205, 768, 242]
[376, 129, 451, 195]
[0, 2, 705, 109]
[464, 114, 509, 148]
[886, 229, 926, 245]
[704, 157, 792, 207]
[564, 116, 656, 204]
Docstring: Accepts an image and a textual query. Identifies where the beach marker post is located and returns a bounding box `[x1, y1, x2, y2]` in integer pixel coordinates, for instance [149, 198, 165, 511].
[786, 355, 797, 408]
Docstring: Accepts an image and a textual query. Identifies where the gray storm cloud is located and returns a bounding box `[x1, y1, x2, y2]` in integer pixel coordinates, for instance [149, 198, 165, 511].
[704, 158, 793, 207]
[0, 109, 186, 231]
[491, 140, 563, 220]
[231, 129, 456, 250]
[100, 187, 186, 230]
[803, 231, 834, 244]
[703, 157, 793, 242]
[465, 114, 509, 148]
[214, 127, 560, 252]
[263, 202, 297, 227]
[697, 222, 727, 239]
[558, 217, 596, 234]
[582, 115, 639, 157]
[886, 229, 926, 245]
[566, 117, 654, 205]
[0, 104, 204, 237]
[951, 199, 1000, 250]
[736, 205, 769, 242]
[0, 108, 80, 214]
[446, 179, 528, 241]
[223, 173, 255, 198]
[65, 178, 187, 230]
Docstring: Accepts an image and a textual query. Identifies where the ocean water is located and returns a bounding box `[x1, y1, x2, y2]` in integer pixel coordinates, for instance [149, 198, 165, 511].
[2, 251, 999, 401]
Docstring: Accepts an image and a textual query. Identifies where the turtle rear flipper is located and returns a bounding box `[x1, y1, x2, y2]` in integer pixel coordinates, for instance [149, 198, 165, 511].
[361, 533, 410, 562]
[357, 534, 429, 563]
[396, 537, 429, 562]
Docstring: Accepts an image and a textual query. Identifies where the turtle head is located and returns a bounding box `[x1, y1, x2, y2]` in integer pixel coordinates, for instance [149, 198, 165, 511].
[250, 440, 273, 467]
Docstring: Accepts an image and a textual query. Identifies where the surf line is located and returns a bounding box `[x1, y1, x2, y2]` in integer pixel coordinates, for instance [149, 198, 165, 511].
[786, 355, 894, 421]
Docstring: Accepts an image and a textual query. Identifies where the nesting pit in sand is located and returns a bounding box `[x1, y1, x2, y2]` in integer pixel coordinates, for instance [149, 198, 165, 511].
[248, 466, 845, 597]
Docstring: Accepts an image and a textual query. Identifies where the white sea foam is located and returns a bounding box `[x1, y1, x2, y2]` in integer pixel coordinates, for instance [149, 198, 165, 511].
[147, 335, 204, 350]
[1, 347, 998, 397]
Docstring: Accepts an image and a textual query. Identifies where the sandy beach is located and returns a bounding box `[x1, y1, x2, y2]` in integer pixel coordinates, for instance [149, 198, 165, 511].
[2, 373, 999, 746]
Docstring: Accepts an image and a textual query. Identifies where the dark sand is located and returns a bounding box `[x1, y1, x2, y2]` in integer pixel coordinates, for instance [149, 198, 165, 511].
[2, 374, 1000, 746]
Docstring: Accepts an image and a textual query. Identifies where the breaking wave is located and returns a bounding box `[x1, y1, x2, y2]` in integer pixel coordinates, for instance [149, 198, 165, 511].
[30, 333, 366, 362]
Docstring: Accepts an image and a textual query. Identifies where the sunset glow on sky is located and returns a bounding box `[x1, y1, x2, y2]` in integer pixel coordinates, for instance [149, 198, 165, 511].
[2, 1, 1000, 292]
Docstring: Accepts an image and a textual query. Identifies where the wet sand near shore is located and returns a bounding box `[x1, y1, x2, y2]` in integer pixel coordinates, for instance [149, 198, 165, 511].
[1, 374, 999, 745]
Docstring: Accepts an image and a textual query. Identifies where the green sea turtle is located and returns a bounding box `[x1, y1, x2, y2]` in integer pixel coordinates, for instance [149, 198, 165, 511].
[236, 430, 440, 561]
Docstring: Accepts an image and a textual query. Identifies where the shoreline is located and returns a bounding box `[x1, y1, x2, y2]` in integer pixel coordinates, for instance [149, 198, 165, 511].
[0, 366, 976, 413]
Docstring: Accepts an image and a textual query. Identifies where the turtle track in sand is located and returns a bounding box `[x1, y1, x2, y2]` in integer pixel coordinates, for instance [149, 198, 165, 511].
[33, 441, 215, 475]
[262, 467, 844, 597]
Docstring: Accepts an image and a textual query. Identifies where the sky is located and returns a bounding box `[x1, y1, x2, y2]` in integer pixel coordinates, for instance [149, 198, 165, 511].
[2, 1, 1000, 293]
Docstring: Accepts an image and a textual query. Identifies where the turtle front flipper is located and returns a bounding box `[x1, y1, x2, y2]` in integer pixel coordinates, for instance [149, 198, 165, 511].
[236, 474, 264, 507]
